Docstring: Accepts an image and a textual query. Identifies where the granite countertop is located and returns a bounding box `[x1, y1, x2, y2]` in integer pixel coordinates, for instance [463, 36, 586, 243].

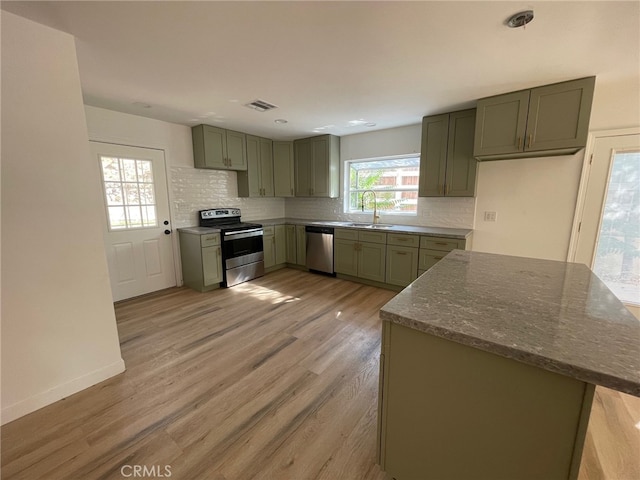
[256, 218, 472, 239]
[177, 226, 221, 234]
[380, 250, 640, 397]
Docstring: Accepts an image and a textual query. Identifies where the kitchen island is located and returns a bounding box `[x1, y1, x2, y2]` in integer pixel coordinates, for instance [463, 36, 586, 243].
[377, 250, 640, 480]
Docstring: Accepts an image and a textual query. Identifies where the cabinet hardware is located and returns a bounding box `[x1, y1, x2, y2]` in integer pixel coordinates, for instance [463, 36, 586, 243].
[396, 251, 408, 256]
[527, 134, 532, 149]
[434, 242, 448, 246]
[444, 184, 448, 196]
[517, 137, 522, 150]
[397, 238, 409, 242]
[434, 256, 443, 260]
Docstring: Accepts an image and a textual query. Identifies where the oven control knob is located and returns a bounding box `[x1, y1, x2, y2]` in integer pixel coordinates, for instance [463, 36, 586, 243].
[164, 229, 171, 235]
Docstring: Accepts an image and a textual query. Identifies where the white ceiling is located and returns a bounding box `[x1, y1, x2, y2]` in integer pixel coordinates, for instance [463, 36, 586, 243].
[3, 1, 639, 140]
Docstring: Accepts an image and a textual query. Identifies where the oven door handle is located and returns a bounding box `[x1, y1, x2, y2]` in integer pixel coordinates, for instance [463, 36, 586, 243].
[223, 228, 264, 241]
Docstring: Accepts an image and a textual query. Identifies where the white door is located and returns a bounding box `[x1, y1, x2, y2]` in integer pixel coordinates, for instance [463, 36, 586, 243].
[571, 131, 640, 317]
[91, 142, 176, 301]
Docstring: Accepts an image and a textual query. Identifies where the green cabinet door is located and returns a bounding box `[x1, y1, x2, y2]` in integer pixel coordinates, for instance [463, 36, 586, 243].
[263, 233, 275, 269]
[294, 138, 312, 196]
[294, 135, 340, 198]
[334, 238, 359, 276]
[238, 136, 273, 197]
[274, 225, 286, 265]
[285, 225, 297, 263]
[445, 109, 477, 197]
[259, 137, 274, 196]
[418, 114, 449, 197]
[311, 137, 329, 197]
[358, 242, 386, 283]
[192, 125, 226, 169]
[240, 135, 262, 197]
[526, 77, 595, 152]
[202, 246, 222, 286]
[386, 245, 419, 287]
[192, 125, 247, 170]
[295, 225, 306, 266]
[273, 141, 295, 197]
[474, 90, 530, 157]
[226, 129, 247, 170]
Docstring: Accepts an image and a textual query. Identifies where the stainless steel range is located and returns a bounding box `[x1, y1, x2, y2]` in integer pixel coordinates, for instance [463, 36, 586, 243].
[199, 208, 264, 287]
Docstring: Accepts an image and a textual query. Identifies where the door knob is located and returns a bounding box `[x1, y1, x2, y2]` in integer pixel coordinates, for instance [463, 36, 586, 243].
[164, 220, 169, 225]
[164, 230, 171, 235]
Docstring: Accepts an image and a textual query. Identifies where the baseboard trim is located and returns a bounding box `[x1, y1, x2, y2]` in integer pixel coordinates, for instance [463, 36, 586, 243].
[1, 358, 126, 425]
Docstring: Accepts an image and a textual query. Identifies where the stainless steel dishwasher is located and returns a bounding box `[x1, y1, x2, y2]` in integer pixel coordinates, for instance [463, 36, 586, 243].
[305, 225, 335, 275]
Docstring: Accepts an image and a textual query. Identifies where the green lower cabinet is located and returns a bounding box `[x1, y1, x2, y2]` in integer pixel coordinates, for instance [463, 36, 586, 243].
[179, 231, 222, 292]
[274, 225, 286, 265]
[263, 232, 275, 269]
[335, 228, 386, 282]
[358, 242, 386, 283]
[418, 235, 471, 273]
[418, 248, 447, 271]
[285, 225, 297, 264]
[296, 225, 306, 266]
[378, 321, 594, 479]
[334, 238, 359, 276]
[386, 245, 419, 287]
[201, 246, 222, 286]
[264, 225, 287, 270]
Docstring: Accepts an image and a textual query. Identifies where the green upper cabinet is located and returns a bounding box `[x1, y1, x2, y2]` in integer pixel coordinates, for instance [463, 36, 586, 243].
[294, 134, 340, 198]
[474, 76, 595, 160]
[273, 141, 295, 197]
[419, 109, 477, 197]
[192, 125, 247, 171]
[237, 135, 274, 197]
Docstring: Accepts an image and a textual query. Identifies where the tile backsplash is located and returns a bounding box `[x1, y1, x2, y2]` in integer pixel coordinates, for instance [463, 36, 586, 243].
[170, 166, 475, 229]
[170, 166, 285, 227]
[284, 196, 475, 229]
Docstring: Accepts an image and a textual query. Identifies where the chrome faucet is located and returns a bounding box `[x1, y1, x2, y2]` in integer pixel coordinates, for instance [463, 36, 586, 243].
[361, 190, 380, 224]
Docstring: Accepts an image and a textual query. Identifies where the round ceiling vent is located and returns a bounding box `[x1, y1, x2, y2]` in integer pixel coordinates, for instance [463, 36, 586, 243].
[506, 10, 534, 28]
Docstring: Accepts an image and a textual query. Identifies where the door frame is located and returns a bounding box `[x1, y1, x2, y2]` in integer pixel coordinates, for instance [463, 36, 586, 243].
[88, 136, 182, 290]
[567, 127, 640, 263]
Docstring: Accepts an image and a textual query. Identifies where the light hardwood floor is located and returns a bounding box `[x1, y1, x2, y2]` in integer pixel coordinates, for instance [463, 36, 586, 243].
[2, 269, 639, 479]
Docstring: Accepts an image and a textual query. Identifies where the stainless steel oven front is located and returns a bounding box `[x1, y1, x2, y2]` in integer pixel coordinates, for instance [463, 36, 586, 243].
[222, 227, 264, 287]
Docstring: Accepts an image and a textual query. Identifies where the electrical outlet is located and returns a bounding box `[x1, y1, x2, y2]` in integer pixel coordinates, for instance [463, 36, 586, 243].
[484, 211, 497, 222]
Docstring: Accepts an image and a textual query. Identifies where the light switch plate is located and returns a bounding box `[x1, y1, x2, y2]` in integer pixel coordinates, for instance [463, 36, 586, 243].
[484, 211, 497, 222]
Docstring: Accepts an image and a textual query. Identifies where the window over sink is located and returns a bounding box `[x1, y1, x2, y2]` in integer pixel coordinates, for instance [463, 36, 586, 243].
[345, 155, 420, 215]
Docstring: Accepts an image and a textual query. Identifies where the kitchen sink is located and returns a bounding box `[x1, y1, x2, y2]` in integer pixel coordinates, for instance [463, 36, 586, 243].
[345, 222, 395, 229]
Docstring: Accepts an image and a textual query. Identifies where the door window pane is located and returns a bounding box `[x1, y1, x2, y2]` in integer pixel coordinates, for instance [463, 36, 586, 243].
[100, 156, 158, 230]
[592, 151, 640, 305]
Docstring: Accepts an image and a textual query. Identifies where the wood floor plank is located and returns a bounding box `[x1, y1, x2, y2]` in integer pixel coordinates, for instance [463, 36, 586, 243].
[1, 268, 638, 480]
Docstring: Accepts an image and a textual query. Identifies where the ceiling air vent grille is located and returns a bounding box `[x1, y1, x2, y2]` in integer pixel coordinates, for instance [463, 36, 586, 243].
[244, 99, 278, 112]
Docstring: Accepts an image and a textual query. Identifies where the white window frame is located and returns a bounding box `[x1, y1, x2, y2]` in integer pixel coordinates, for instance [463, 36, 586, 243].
[343, 154, 420, 216]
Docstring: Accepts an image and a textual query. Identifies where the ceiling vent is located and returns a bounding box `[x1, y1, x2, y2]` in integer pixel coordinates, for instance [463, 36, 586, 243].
[244, 99, 278, 112]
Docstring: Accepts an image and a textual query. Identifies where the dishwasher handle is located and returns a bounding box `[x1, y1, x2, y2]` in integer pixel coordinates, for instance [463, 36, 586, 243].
[305, 226, 335, 235]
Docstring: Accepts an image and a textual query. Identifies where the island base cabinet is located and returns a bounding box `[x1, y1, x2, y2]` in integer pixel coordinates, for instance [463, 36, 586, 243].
[378, 321, 594, 480]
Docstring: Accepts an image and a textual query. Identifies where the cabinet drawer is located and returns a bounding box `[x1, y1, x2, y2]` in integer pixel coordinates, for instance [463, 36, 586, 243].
[359, 230, 386, 244]
[263, 226, 275, 236]
[201, 234, 220, 248]
[420, 237, 463, 251]
[418, 249, 448, 271]
[387, 233, 420, 248]
[336, 228, 358, 241]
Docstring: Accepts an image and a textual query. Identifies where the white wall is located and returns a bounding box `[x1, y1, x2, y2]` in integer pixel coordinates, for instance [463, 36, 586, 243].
[285, 125, 476, 229]
[1, 12, 124, 424]
[84, 106, 285, 227]
[472, 76, 640, 260]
